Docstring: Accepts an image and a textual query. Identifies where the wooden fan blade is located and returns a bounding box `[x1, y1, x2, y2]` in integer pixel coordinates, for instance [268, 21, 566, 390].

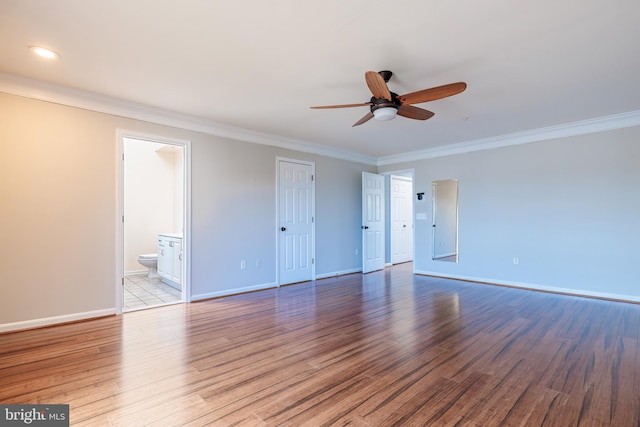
[397, 104, 435, 120]
[352, 111, 374, 127]
[365, 71, 392, 101]
[398, 82, 467, 105]
[310, 102, 371, 109]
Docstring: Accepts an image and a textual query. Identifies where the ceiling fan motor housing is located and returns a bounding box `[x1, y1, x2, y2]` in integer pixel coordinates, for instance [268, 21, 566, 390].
[369, 92, 401, 113]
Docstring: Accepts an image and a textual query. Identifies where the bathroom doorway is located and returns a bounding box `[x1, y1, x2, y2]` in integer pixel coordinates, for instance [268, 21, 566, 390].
[116, 132, 191, 313]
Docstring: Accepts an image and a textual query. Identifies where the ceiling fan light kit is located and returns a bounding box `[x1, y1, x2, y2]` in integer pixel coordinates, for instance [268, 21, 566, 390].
[311, 70, 466, 127]
[373, 106, 398, 121]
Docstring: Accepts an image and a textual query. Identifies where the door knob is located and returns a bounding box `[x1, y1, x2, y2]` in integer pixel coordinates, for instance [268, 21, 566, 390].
[361, 225, 369, 229]
[281, 227, 286, 231]
[403, 224, 407, 228]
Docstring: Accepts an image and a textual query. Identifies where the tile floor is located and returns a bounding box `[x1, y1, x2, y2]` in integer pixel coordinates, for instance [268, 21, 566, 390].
[124, 273, 182, 311]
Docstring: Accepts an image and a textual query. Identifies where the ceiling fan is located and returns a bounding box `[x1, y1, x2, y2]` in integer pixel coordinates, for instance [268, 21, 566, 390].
[311, 71, 467, 127]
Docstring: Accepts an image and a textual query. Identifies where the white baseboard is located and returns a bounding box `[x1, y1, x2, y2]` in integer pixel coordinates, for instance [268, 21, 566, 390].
[0, 308, 116, 333]
[161, 277, 181, 290]
[414, 270, 640, 303]
[315, 268, 362, 280]
[125, 269, 147, 276]
[194, 270, 367, 300]
[433, 252, 457, 260]
[192, 281, 278, 301]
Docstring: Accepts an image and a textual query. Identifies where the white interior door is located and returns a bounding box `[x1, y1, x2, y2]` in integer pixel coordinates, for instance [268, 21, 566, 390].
[278, 159, 314, 285]
[362, 171, 385, 273]
[391, 175, 414, 264]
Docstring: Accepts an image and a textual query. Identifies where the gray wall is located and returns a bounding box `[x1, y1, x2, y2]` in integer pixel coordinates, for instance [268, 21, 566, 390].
[190, 138, 375, 298]
[0, 92, 373, 328]
[3, 89, 639, 330]
[380, 126, 640, 300]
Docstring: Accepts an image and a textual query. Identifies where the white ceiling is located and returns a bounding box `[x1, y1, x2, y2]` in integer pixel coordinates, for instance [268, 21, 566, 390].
[2, 0, 640, 162]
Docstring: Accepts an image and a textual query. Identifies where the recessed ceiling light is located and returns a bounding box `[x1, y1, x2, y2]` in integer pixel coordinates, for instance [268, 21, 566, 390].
[29, 46, 60, 59]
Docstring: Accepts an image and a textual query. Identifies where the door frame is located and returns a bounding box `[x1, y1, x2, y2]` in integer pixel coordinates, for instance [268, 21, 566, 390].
[389, 174, 414, 264]
[116, 130, 192, 314]
[276, 157, 316, 286]
[380, 169, 415, 271]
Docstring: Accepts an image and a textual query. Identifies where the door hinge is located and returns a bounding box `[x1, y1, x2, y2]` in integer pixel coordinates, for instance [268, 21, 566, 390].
[312, 216, 314, 223]
[122, 153, 124, 161]
[122, 215, 125, 223]
[121, 277, 124, 286]
[311, 174, 314, 181]
[312, 258, 315, 264]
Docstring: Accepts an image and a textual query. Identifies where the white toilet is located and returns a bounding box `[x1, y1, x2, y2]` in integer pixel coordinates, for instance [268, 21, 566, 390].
[138, 253, 159, 279]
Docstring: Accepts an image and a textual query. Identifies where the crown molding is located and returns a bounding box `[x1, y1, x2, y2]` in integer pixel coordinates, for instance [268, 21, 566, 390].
[0, 72, 378, 166]
[377, 110, 640, 166]
[2, 72, 638, 168]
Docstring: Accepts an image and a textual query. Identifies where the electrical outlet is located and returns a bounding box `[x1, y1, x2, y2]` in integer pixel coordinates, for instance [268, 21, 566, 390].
[240, 260, 246, 269]
[513, 257, 519, 265]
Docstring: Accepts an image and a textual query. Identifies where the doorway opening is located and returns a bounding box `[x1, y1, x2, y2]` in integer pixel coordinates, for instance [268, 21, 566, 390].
[361, 170, 415, 273]
[389, 174, 414, 265]
[117, 132, 191, 313]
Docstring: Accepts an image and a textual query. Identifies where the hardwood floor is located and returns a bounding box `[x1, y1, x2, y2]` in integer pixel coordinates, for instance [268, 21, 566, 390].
[1, 262, 639, 426]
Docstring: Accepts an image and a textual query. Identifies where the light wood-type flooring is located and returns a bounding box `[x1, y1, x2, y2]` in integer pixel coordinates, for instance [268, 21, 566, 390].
[2, 262, 639, 426]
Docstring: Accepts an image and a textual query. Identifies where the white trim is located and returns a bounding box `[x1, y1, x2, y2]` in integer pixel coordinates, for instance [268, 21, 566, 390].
[183, 137, 193, 303]
[0, 309, 115, 333]
[381, 169, 416, 270]
[115, 132, 124, 314]
[125, 269, 148, 276]
[0, 72, 377, 166]
[433, 252, 457, 259]
[315, 268, 362, 279]
[389, 174, 415, 265]
[414, 270, 640, 303]
[4, 72, 640, 168]
[116, 130, 192, 314]
[192, 282, 278, 301]
[390, 175, 413, 183]
[276, 157, 316, 285]
[377, 110, 640, 165]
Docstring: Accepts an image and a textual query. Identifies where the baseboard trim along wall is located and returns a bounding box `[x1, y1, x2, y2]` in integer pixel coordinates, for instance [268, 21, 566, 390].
[0, 308, 116, 334]
[125, 269, 147, 276]
[315, 268, 362, 280]
[192, 281, 278, 301]
[10, 270, 632, 333]
[433, 253, 457, 260]
[414, 270, 640, 304]
[192, 269, 366, 300]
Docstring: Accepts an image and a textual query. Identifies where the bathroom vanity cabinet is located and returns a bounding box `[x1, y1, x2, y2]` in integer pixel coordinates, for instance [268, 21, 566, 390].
[157, 234, 182, 289]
